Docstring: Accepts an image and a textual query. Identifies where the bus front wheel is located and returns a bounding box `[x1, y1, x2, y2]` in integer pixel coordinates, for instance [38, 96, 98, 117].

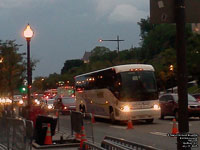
[110, 111, 116, 124]
[145, 119, 154, 123]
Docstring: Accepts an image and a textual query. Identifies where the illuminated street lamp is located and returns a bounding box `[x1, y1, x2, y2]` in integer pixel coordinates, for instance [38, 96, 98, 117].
[23, 24, 34, 117]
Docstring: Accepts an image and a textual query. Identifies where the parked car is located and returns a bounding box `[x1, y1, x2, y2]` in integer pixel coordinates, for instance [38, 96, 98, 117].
[159, 93, 200, 119]
[54, 97, 76, 114]
[192, 93, 200, 102]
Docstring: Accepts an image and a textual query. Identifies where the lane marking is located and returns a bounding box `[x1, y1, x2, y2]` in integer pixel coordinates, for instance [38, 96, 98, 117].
[169, 122, 192, 126]
[110, 125, 127, 129]
[150, 132, 168, 136]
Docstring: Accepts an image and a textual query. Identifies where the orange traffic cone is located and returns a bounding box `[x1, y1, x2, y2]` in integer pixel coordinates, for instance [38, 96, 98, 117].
[80, 126, 87, 150]
[75, 132, 81, 140]
[91, 113, 95, 123]
[127, 118, 133, 129]
[172, 118, 178, 134]
[44, 123, 53, 145]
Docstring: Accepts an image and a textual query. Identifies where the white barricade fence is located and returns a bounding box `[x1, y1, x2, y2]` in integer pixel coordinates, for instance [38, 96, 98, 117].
[83, 113, 94, 143]
[0, 117, 34, 150]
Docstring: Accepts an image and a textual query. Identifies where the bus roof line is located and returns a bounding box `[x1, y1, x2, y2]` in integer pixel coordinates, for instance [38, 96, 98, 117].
[75, 64, 154, 78]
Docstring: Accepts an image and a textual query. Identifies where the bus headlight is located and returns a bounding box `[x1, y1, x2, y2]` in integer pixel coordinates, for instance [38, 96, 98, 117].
[120, 105, 130, 112]
[153, 104, 160, 110]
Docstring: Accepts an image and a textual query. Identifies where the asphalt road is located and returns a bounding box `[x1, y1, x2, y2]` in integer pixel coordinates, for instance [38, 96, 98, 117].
[58, 115, 200, 150]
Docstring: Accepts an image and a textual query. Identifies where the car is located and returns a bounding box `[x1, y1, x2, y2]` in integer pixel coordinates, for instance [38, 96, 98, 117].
[45, 99, 55, 110]
[54, 97, 76, 114]
[192, 93, 200, 102]
[13, 95, 22, 102]
[159, 93, 200, 119]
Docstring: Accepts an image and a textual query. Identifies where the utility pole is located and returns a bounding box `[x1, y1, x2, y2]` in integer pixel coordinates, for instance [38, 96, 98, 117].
[99, 35, 124, 63]
[175, 0, 189, 149]
[150, 0, 200, 148]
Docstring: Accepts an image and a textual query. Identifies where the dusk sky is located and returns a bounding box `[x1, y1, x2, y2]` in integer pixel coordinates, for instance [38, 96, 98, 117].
[0, 0, 149, 78]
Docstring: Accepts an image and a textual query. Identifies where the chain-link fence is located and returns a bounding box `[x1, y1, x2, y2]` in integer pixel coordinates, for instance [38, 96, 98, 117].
[83, 113, 94, 143]
[69, 111, 94, 142]
[0, 117, 34, 150]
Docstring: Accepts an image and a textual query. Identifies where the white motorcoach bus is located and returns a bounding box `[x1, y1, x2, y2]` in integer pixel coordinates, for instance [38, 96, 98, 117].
[75, 64, 161, 123]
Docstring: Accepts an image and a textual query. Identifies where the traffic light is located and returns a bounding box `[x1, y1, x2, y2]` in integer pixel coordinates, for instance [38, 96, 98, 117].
[19, 86, 27, 94]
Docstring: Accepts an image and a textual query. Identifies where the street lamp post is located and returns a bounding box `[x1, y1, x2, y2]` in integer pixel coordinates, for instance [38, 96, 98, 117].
[99, 35, 124, 62]
[23, 24, 34, 119]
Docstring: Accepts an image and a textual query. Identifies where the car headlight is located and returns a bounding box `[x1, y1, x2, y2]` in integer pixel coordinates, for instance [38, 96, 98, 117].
[64, 106, 67, 110]
[120, 105, 130, 112]
[2, 98, 5, 103]
[19, 100, 24, 105]
[153, 104, 160, 110]
[48, 105, 53, 109]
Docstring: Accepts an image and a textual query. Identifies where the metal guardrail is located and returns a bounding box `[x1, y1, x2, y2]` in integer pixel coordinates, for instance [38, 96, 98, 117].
[0, 117, 34, 150]
[83, 141, 106, 150]
[104, 136, 160, 150]
[0, 144, 7, 150]
[101, 140, 128, 150]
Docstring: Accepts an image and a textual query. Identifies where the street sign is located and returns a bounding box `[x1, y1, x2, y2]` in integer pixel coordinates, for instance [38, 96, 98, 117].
[150, 0, 200, 23]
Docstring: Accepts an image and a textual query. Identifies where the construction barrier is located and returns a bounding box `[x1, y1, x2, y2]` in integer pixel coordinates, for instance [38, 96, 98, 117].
[83, 113, 94, 143]
[103, 136, 160, 150]
[0, 117, 34, 150]
[35, 115, 57, 145]
[70, 111, 83, 136]
[25, 120, 34, 150]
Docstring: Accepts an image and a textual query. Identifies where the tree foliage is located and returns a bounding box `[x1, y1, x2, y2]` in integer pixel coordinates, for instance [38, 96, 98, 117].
[0, 40, 26, 97]
[61, 59, 84, 74]
[34, 17, 200, 92]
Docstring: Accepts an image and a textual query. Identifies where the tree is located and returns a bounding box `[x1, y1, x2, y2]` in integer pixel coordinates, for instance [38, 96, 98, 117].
[187, 34, 200, 83]
[138, 18, 176, 60]
[0, 40, 26, 97]
[89, 46, 110, 62]
[61, 59, 83, 74]
[32, 77, 46, 93]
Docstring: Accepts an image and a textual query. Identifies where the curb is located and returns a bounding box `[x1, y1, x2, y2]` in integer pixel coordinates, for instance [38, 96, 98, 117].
[32, 139, 80, 149]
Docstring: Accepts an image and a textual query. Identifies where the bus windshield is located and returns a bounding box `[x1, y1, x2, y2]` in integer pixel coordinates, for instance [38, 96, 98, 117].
[118, 71, 158, 101]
